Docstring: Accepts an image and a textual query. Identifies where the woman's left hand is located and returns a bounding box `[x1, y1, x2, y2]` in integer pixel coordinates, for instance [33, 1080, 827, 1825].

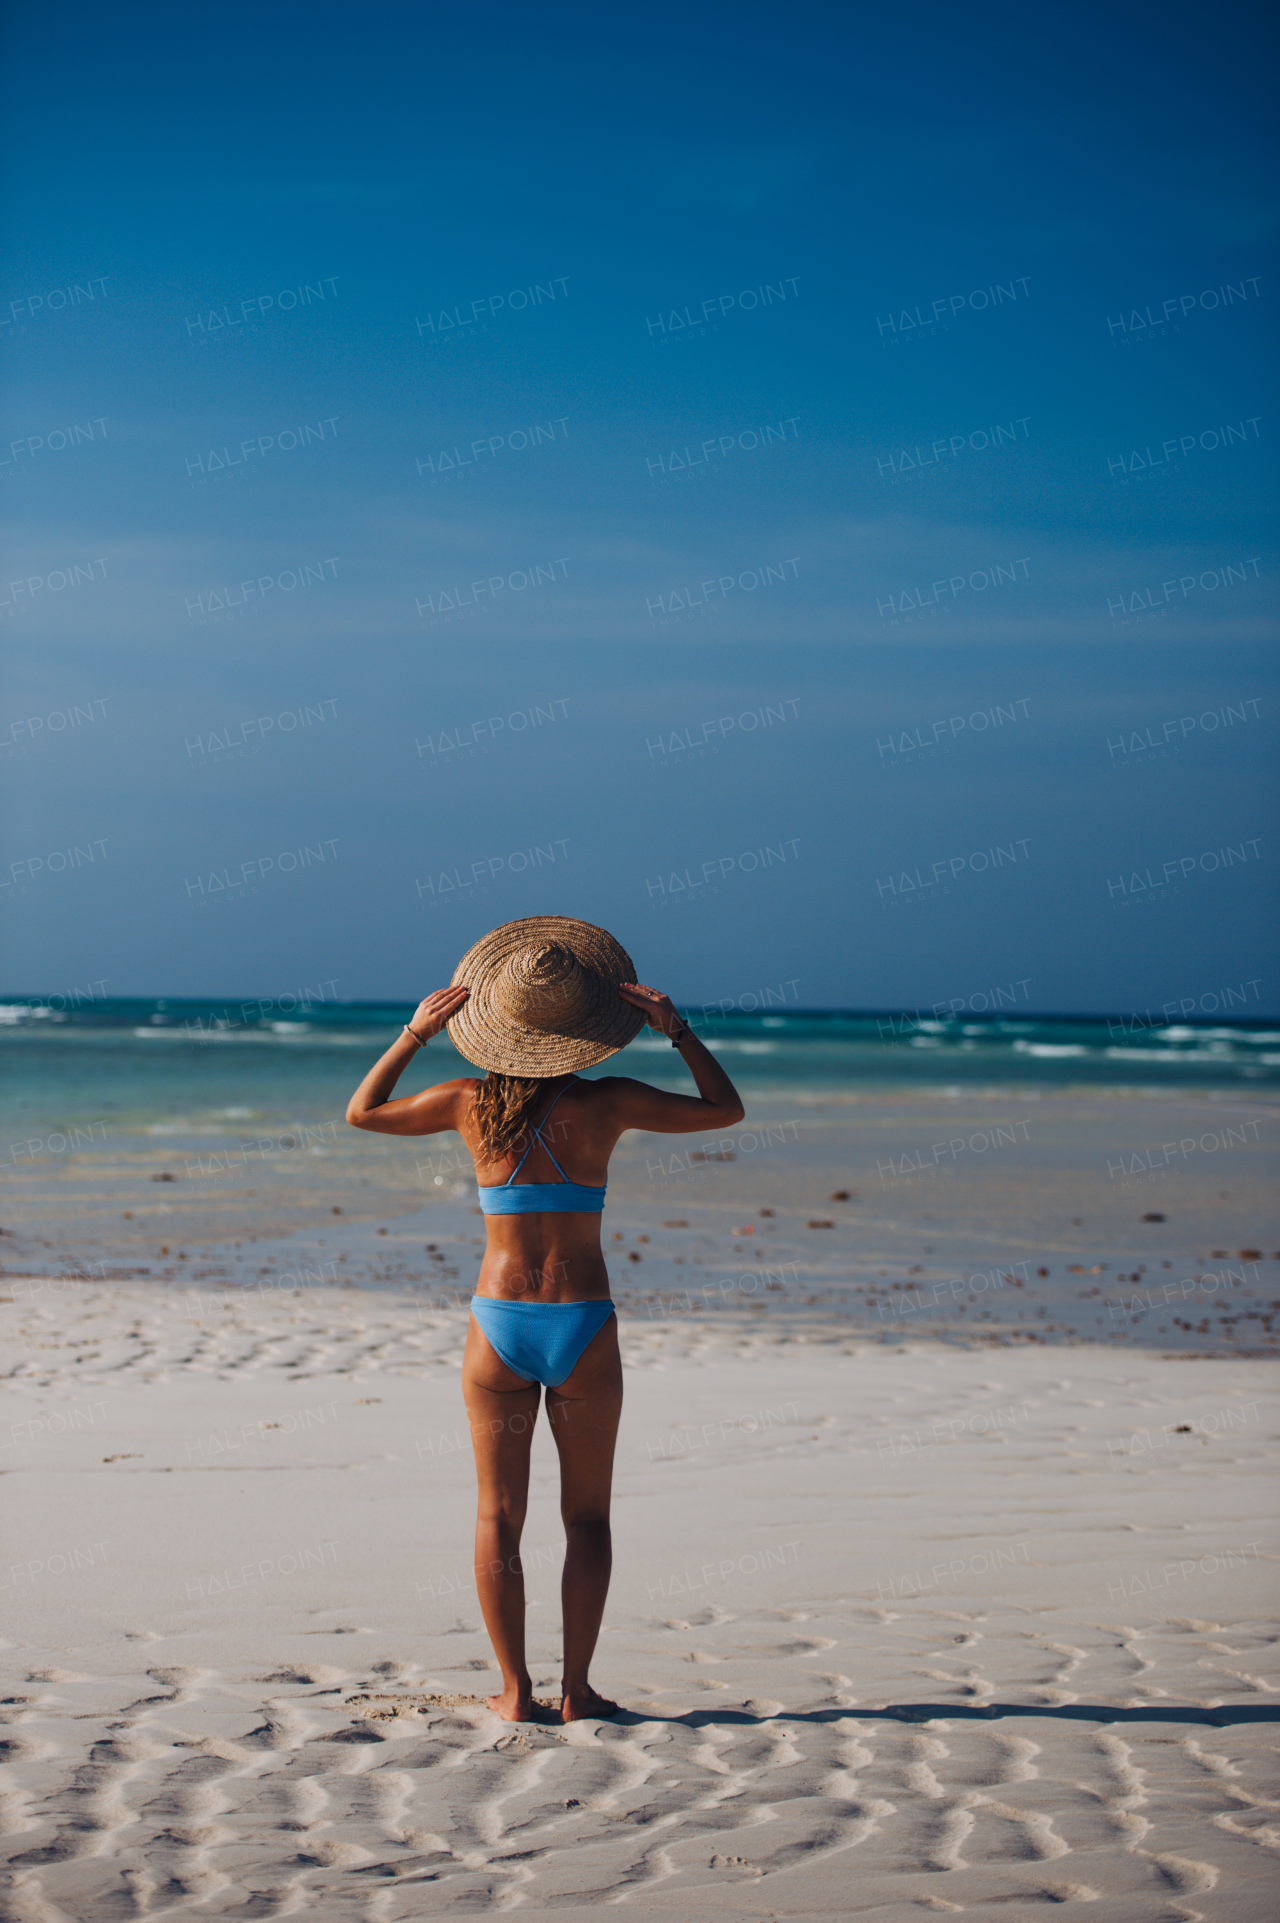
[408, 984, 469, 1041]
[618, 981, 681, 1036]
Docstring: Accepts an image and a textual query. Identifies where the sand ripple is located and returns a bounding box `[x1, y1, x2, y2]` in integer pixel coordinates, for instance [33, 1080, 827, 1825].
[3, 1615, 1277, 1919]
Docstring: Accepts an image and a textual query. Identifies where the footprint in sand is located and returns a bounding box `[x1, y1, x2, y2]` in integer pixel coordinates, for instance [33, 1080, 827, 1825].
[257, 1666, 345, 1687]
[752, 1636, 838, 1657]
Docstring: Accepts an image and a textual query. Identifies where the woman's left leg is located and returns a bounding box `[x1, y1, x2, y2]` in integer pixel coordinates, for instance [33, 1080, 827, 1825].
[462, 1314, 543, 1720]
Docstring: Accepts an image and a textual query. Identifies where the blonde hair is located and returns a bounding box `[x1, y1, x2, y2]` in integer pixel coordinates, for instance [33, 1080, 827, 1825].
[472, 1072, 557, 1162]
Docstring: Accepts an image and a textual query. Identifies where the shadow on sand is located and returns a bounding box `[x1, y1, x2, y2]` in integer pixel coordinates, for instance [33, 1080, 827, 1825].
[611, 1699, 1277, 1730]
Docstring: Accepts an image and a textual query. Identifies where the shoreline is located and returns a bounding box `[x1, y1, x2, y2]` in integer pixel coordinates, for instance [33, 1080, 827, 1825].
[3, 1083, 1275, 1358]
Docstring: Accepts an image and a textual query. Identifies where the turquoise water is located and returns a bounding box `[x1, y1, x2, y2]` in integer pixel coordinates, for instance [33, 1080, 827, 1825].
[3, 998, 1277, 1144]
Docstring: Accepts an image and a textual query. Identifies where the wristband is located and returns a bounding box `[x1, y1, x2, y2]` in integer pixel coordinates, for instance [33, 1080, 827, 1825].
[669, 1023, 689, 1047]
[403, 1024, 427, 1047]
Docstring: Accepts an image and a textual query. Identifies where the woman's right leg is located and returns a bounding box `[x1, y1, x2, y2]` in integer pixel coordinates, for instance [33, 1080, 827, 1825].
[462, 1314, 543, 1720]
[545, 1315, 624, 1721]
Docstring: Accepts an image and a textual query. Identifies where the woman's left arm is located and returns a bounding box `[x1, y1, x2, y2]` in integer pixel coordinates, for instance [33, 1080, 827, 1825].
[346, 986, 471, 1135]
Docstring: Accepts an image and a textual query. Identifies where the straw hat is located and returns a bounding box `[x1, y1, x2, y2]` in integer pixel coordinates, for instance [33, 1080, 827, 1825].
[446, 916, 646, 1076]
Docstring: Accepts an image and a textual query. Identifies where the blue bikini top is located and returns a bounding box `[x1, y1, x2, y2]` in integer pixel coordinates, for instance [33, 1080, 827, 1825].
[476, 1079, 607, 1215]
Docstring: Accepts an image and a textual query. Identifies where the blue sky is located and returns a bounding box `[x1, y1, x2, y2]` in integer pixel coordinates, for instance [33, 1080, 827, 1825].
[3, 0, 1276, 1011]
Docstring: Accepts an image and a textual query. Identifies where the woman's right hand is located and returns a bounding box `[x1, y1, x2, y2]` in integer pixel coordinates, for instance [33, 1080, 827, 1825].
[408, 984, 469, 1041]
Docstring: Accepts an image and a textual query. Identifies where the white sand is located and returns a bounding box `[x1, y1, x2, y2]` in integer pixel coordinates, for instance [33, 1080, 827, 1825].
[2, 1279, 1277, 1919]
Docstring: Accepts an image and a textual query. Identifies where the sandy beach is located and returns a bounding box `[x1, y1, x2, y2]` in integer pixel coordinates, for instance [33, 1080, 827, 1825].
[6, 0, 1277, 1908]
[2, 1086, 1277, 1919]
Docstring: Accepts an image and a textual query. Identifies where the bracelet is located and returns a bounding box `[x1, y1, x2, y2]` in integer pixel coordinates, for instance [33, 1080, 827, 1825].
[668, 1023, 689, 1047]
[403, 1024, 427, 1048]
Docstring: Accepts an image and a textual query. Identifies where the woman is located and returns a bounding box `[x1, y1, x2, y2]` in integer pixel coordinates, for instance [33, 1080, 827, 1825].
[346, 917, 744, 1723]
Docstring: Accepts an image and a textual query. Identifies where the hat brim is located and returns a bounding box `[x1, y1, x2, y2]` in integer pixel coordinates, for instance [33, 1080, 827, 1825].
[445, 916, 646, 1077]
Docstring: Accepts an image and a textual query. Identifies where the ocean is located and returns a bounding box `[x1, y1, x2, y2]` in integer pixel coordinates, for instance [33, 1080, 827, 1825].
[3, 996, 1275, 1350]
[3, 994, 1277, 1143]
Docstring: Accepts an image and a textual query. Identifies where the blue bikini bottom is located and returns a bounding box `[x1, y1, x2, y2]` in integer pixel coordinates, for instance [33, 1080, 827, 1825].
[470, 1296, 615, 1388]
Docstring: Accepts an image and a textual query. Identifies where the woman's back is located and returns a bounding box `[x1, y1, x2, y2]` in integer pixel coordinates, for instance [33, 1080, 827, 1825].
[464, 1076, 638, 1301]
[466, 1074, 612, 1191]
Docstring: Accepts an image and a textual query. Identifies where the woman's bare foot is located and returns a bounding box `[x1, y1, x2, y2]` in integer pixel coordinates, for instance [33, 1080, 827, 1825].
[487, 1684, 534, 1722]
[561, 1684, 619, 1723]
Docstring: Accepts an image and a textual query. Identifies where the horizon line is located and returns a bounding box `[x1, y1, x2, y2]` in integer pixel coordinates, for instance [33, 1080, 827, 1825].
[2, 995, 1275, 1025]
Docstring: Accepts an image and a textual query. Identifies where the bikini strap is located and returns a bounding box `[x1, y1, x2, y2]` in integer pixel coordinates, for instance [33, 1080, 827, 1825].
[503, 1077, 577, 1186]
[527, 1078, 577, 1182]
